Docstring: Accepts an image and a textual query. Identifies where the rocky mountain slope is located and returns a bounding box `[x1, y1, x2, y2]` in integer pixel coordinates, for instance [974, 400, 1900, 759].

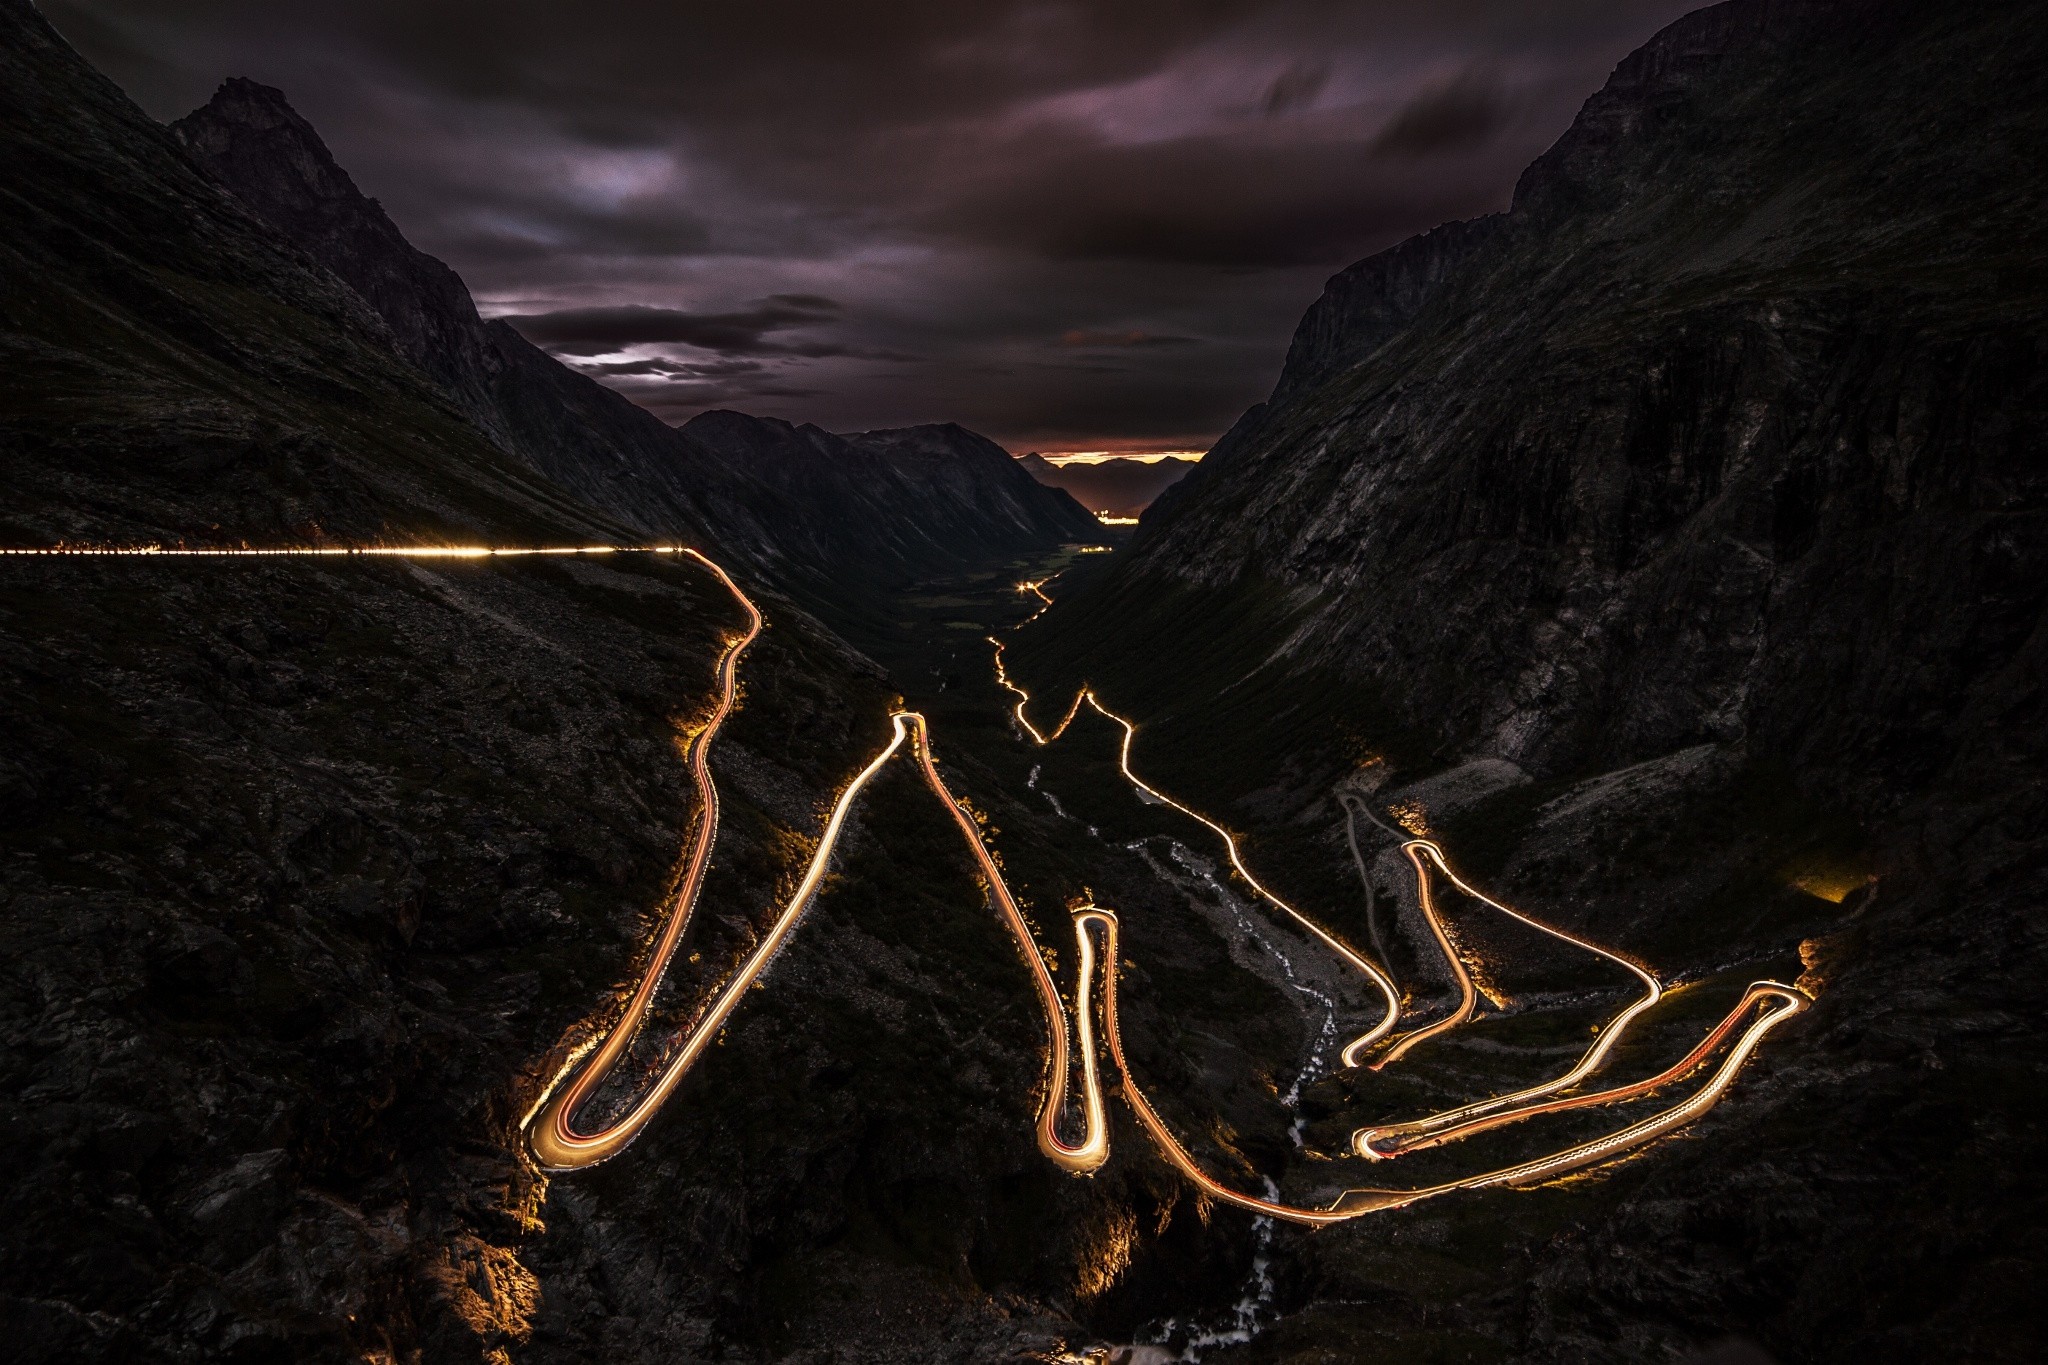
[1013, 0, 2048, 1359]
[167, 78, 1094, 603]
[2, 4, 1280, 1362]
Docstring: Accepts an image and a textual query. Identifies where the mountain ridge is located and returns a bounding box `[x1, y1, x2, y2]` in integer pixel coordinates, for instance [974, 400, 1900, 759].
[1014, 1, 2048, 1357]
[840, 422, 1101, 542]
[167, 77, 1094, 604]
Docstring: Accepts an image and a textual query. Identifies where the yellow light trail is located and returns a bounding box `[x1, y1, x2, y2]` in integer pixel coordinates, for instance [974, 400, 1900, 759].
[1351, 837, 1668, 1158]
[1356, 980, 1805, 1159]
[993, 577, 1812, 1212]
[991, 636, 1404, 1061]
[526, 546, 762, 1168]
[513, 556, 1108, 1171]
[11, 538, 1813, 1226]
[1016, 576, 1058, 627]
[1088, 902, 1808, 1224]
[528, 700, 1113, 1172]
[0, 543, 666, 558]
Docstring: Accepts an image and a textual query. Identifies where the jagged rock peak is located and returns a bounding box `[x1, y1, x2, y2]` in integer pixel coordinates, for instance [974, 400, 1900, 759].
[170, 75, 496, 407]
[172, 78, 370, 214]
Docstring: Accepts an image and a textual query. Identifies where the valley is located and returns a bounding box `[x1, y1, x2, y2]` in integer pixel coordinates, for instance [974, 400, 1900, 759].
[4, 0, 2044, 1361]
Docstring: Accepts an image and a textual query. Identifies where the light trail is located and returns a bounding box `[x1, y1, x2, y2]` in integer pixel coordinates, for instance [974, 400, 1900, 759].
[1080, 692, 1403, 1061]
[529, 705, 1112, 1172]
[991, 634, 1085, 745]
[1085, 905, 1807, 1225]
[1371, 839, 1483, 1067]
[11, 538, 1813, 1233]
[990, 637, 1403, 1061]
[526, 545, 764, 1168]
[1355, 981, 1804, 1159]
[1350, 837, 1668, 1158]
[1016, 576, 1059, 627]
[523, 550, 1110, 1171]
[909, 713, 1109, 1172]
[4, 539, 1108, 1174]
[994, 578, 1811, 1215]
[1330, 790, 1733, 1162]
[0, 543, 674, 558]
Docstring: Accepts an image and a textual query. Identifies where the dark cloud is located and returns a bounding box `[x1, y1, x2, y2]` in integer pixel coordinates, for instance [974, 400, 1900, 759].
[45, 0, 1707, 451]
[928, 129, 1505, 267]
[1262, 61, 1331, 117]
[1059, 330, 1200, 348]
[501, 297, 845, 356]
[433, 198, 715, 265]
[1371, 67, 1511, 156]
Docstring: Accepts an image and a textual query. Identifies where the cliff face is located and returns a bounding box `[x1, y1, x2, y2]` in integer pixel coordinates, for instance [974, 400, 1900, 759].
[1269, 214, 1501, 405]
[1018, 1, 2048, 1358]
[166, 80, 1093, 602]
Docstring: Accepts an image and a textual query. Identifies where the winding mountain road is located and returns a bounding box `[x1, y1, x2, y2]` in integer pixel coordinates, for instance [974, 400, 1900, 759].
[521, 547, 1809, 1223]
[7, 540, 1812, 1226]
[985, 584, 1808, 1221]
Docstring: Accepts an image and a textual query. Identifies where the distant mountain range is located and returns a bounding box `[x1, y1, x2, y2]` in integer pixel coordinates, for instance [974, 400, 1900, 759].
[1016, 452, 1196, 519]
[64, 73, 1099, 608]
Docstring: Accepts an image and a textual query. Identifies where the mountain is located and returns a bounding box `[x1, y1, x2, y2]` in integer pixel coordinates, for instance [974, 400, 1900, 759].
[1012, 0, 2048, 1358]
[840, 423, 1100, 542]
[0, 41, 617, 550]
[0, 5, 1197, 1362]
[166, 78, 1086, 600]
[1017, 453, 1198, 519]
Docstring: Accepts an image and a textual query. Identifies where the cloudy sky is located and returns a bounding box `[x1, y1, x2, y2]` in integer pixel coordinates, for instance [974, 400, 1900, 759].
[47, 1, 1701, 455]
